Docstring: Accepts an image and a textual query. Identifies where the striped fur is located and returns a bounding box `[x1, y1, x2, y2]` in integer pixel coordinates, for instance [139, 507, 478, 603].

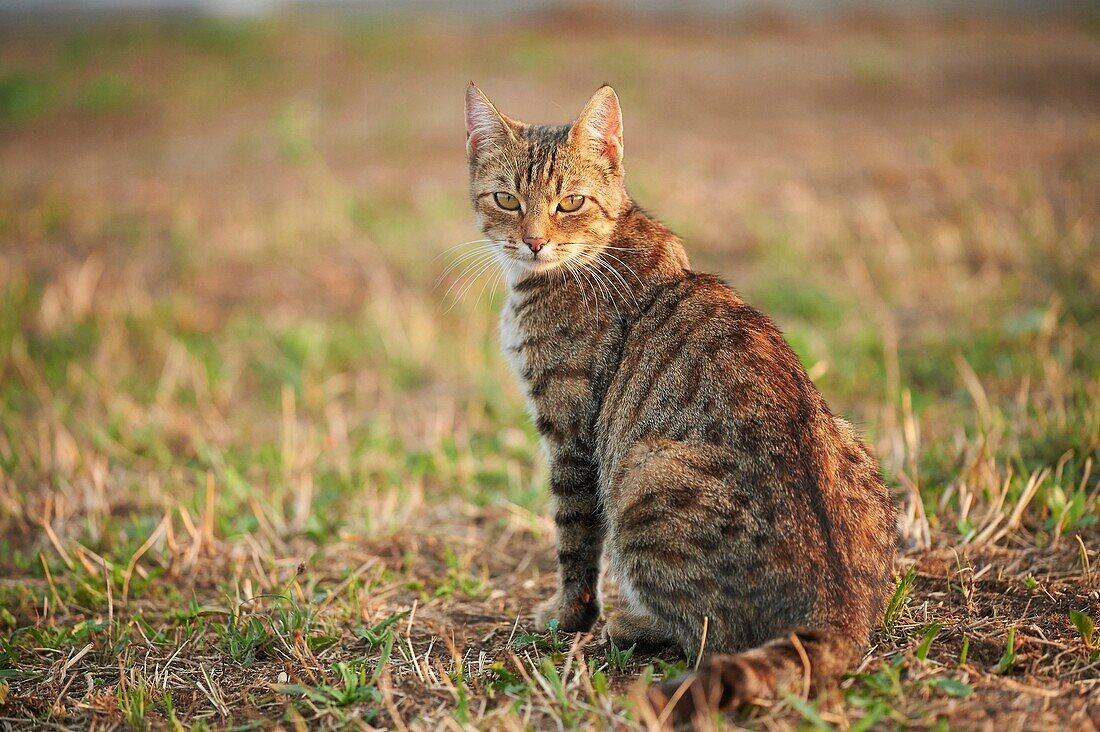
[465, 83, 897, 723]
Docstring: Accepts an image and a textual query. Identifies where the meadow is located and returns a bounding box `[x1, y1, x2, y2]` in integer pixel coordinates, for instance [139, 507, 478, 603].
[0, 9, 1098, 729]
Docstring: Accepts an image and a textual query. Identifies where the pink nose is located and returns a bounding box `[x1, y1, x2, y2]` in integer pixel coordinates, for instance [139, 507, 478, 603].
[523, 236, 545, 253]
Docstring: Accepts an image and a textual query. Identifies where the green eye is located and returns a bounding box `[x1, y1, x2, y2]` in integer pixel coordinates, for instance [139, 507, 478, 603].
[557, 195, 585, 213]
[494, 192, 520, 211]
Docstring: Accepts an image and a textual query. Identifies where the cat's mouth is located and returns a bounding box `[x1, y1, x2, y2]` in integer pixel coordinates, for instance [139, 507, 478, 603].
[503, 242, 567, 275]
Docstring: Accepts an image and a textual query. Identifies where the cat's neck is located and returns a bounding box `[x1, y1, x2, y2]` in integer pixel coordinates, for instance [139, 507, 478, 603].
[609, 202, 691, 286]
[575, 200, 691, 312]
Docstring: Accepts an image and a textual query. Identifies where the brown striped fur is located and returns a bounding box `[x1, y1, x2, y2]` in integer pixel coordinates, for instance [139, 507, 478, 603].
[464, 83, 897, 725]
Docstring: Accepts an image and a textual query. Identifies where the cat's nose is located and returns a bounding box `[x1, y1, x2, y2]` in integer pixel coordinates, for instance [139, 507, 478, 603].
[523, 236, 545, 253]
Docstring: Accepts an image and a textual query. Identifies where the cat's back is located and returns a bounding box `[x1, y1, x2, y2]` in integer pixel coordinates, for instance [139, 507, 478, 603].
[602, 267, 895, 522]
[601, 270, 821, 454]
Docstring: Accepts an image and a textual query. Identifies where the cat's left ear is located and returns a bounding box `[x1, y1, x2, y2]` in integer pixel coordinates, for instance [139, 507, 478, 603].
[570, 85, 623, 168]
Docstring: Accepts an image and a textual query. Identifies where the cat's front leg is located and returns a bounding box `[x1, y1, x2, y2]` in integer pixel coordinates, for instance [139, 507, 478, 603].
[534, 446, 604, 633]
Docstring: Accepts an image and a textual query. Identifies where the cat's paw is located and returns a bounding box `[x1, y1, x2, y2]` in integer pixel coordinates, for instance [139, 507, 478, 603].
[604, 612, 675, 655]
[535, 590, 599, 633]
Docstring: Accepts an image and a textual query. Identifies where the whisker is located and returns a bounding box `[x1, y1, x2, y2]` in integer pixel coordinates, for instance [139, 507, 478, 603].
[563, 241, 647, 301]
[440, 251, 499, 304]
[564, 258, 593, 318]
[595, 249, 646, 291]
[436, 244, 498, 286]
[576, 259, 611, 323]
[559, 241, 643, 293]
[437, 243, 497, 273]
[576, 263, 601, 321]
[587, 253, 641, 311]
[557, 241, 632, 250]
[564, 256, 594, 317]
[572, 248, 634, 314]
[586, 251, 646, 316]
[473, 253, 507, 311]
[487, 269, 503, 309]
[438, 250, 497, 297]
[573, 250, 622, 294]
[432, 238, 495, 261]
[445, 256, 501, 313]
[594, 267, 622, 321]
[438, 242, 498, 269]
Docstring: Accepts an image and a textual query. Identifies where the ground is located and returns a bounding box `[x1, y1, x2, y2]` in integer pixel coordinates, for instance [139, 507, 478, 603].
[0, 8, 1098, 730]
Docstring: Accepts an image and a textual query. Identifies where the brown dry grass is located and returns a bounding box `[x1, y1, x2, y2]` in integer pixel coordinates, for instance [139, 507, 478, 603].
[0, 9, 1098, 731]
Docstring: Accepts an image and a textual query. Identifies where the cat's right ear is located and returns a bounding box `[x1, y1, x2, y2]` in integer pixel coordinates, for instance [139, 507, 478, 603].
[465, 83, 518, 159]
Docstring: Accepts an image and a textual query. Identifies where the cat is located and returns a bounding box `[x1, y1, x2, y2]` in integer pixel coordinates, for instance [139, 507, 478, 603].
[463, 82, 898, 724]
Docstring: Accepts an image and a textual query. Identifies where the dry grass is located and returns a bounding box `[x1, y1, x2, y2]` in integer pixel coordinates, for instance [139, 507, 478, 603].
[0, 9, 1098, 730]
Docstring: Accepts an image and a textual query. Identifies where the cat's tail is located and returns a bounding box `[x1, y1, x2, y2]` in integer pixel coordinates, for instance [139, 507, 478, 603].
[645, 627, 858, 727]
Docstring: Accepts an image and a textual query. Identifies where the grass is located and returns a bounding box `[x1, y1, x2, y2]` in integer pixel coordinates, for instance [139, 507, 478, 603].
[0, 8, 1098, 730]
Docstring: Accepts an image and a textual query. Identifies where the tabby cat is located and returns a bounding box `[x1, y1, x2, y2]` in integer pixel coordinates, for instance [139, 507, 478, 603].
[463, 83, 897, 723]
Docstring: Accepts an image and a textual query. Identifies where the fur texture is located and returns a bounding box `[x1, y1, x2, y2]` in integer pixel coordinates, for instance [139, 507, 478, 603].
[464, 82, 898, 724]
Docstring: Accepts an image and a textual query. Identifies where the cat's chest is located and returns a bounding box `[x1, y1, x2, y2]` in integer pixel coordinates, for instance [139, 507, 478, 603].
[498, 290, 606, 415]
[498, 300, 529, 393]
[499, 294, 558, 392]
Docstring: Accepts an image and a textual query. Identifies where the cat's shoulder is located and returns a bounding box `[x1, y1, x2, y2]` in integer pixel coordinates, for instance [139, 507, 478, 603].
[660, 269, 757, 319]
[649, 269, 794, 347]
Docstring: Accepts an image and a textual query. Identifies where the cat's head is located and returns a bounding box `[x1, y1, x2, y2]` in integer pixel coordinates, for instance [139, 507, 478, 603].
[464, 83, 627, 281]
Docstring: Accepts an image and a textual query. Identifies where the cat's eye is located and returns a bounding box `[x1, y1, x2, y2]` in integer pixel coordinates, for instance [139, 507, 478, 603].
[494, 192, 520, 211]
[557, 195, 585, 213]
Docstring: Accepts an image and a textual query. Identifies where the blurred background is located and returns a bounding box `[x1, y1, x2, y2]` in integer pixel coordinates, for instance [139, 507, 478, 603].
[0, 1, 1098, 728]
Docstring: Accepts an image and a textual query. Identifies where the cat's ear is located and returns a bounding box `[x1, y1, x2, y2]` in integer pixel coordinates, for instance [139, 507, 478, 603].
[570, 85, 623, 168]
[465, 83, 519, 158]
